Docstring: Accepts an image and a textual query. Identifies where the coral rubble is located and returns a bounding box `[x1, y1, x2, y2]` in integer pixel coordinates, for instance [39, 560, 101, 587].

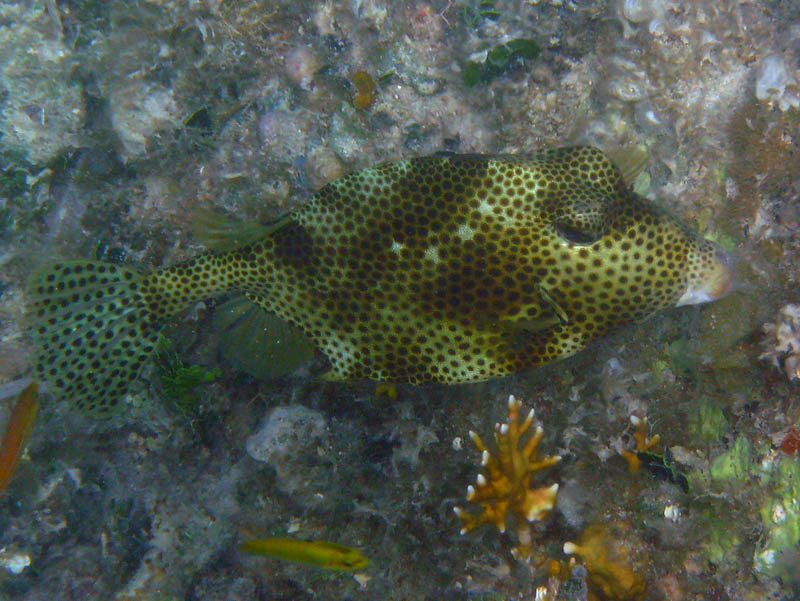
[760, 304, 800, 380]
[0, 3, 83, 164]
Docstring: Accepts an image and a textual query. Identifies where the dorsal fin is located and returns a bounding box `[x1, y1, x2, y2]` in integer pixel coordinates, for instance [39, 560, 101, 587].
[605, 145, 649, 186]
[193, 208, 291, 252]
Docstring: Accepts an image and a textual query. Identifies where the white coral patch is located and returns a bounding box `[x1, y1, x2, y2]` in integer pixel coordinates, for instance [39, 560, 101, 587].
[110, 84, 180, 161]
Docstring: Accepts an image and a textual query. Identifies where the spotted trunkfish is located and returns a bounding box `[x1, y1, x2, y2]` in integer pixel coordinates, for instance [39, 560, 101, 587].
[27, 146, 732, 417]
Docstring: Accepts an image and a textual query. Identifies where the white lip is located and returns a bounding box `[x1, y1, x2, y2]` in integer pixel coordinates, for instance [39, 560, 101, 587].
[677, 246, 734, 306]
[676, 287, 717, 306]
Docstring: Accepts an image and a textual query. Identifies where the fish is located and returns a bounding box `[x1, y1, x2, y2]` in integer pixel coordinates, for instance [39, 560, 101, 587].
[239, 537, 370, 570]
[0, 382, 39, 495]
[26, 146, 732, 417]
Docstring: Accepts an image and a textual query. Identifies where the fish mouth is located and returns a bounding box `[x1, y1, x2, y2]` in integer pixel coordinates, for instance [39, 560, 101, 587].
[676, 246, 734, 307]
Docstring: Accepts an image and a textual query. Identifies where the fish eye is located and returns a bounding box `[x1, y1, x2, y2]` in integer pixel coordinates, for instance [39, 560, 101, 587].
[554, 220, 602, 245]
[551, 187, 610, 246]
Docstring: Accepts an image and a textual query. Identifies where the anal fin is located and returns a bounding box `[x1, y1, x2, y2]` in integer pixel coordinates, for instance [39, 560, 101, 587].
[212, 295, 315, 378]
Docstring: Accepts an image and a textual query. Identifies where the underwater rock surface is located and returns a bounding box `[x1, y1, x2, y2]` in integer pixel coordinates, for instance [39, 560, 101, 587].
[1, 1, 799, 600]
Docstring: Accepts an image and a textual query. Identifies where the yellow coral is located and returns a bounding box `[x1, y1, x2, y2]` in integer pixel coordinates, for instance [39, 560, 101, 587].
[620, 415, 660, 472]
[563, 522, 647, 600]
[454, 395, 561, 558]
[350, 70, 376, 110]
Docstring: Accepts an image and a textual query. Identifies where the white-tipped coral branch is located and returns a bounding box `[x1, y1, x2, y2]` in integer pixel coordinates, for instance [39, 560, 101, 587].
[620, 415, 661, 473]
[454, 395, 561, 559]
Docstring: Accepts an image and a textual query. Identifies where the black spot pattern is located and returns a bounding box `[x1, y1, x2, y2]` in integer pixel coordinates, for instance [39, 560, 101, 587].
[28, 146, 728, 413]
[27, 261, 158, 417]
[205, 146, 719, 384]
[272, 221, 314, 269]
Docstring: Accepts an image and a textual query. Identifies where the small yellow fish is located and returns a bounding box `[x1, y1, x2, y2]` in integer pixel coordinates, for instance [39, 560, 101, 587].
[27, 147, 733, 417]
[239, 537, 370, 570]
[0, 382, 39, 495]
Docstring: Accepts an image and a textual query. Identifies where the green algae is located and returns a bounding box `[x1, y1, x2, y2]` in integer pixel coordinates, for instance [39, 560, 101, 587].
[691, 435, 800, 584]
[666, 336, 695, 377]
[754, 455, 800, 581]
[688, 398, 729, 444]
[462, 38, 540, 87]
[154, 345, 221, 416]
[0, 163, 28, 202]
[709, 436, 756, 483]
[703, 505, 744, 565]
[462, 0, 501, 27]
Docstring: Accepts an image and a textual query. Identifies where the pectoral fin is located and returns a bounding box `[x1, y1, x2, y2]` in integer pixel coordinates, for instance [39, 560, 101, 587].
[498, 284, 569, 333]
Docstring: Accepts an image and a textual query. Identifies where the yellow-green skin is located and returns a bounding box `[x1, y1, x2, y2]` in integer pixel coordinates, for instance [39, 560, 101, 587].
[29, 147, 730, 416]
[239, 537, 369, 570]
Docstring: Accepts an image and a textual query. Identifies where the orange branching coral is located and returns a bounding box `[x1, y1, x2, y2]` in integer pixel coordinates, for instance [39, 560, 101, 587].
[563, 522, 647, 600]
[454, 395, 561, 558]
[620, 415, 660, 472]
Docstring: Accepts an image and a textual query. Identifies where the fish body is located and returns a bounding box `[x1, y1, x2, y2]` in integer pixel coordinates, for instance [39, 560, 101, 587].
[239, 537, 369, 570]
[0, 382, 39, 494]
[28, 147, 732, 417]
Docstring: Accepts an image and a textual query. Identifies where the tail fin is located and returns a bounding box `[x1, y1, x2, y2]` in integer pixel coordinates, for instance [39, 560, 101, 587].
[26, 261, 162, 418]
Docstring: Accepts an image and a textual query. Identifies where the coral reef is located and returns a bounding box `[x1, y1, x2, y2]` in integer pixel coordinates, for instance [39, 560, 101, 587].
[753, 453, 800, 583]
[691, 433, 800, 590]
[0, 3, 83, 164]
[245, 405, 330, 503]
[754, 54, 800, 112]
[454, 395, 560, 559]
[1, 0, 800, 599]
[760, 303, 800, 380]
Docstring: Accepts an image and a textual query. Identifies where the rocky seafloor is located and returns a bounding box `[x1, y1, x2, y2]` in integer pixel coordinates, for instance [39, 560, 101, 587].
[1, 1, 799, 599]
